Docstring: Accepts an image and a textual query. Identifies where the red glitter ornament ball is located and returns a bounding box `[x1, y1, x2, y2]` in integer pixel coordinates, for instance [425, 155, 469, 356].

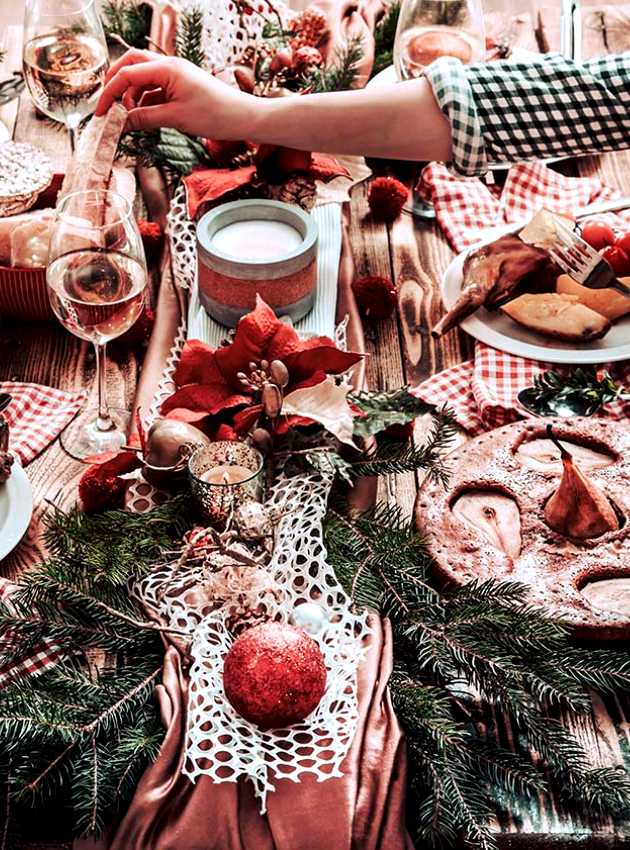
[352, 275, 397, 320]
[368, 176, 408, 222]
[223, 622, 327, 730]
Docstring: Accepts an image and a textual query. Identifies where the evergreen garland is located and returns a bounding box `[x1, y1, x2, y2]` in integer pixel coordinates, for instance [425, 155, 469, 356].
[324, 504, 630, 848]
[0, 498, 193, 844]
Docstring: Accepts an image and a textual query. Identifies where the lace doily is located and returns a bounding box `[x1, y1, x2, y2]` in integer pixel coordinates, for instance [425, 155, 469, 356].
[136, 472, 370, 811]
[172, 0, 291, 71]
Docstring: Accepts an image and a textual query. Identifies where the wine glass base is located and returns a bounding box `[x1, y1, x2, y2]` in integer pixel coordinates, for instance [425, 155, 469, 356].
[60, 408, 131, 461]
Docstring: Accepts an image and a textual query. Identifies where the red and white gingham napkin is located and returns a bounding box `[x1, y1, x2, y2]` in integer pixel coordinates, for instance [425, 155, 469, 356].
[415, 342, 630, 434]
[415, 161, 630, 431]
[0, 578, 66, 690]
[418, 159, 630, 253]
[1, 381, 86, 466]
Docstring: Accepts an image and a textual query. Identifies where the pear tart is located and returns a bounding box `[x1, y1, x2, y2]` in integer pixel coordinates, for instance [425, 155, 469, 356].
[416, 417, 630, 639]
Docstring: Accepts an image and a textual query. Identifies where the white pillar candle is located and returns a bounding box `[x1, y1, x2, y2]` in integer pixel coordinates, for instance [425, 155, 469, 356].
[199, 464, 254, 485]
[211, 219, 303, 260]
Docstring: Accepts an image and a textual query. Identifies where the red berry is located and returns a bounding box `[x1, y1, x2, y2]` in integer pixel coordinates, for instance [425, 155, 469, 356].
[368, 177, 408, 222]
[223, 623, 327, 730]
[581, 219, 615, 251]
[352, 275, 397, 320]
[601, 245, 630, 276]
[615, 230, 630, 256]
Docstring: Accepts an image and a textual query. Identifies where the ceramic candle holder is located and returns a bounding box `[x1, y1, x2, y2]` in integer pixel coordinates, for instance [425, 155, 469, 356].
[188, 441, 264, 526]
[196, 199, 318, 328]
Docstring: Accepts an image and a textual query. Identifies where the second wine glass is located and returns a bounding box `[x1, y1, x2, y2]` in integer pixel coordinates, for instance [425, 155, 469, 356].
[22, 0, 109, 152]
[46, 190, 148, 460]
[394, 0, 486, 80]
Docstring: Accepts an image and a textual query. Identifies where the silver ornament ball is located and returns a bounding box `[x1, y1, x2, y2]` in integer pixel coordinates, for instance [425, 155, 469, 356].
[290, 602, 329, 636]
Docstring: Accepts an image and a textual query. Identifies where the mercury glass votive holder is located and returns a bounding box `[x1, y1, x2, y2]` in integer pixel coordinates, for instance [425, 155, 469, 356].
[188, 441, 265, 526]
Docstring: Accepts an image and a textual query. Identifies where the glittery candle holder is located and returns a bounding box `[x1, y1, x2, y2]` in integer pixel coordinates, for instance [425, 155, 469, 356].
[188, 441, 265, 526]
[196, 199, 318, 328]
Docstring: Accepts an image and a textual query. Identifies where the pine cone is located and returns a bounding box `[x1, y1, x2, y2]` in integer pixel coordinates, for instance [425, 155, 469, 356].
[268, 176, 316, 210]
[288, 8, 329, 50]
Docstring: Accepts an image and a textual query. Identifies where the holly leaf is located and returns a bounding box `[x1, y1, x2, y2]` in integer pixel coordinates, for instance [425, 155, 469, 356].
[350, 388, 435, 439]
[156, 128, 210, 175]
[283, 375, 356, 446]
[305, 449, 353, 483]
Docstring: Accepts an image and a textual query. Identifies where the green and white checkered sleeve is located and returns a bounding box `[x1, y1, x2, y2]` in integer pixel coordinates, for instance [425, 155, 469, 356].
[426, 52, 630, 176]
[424, 56, 488, 176]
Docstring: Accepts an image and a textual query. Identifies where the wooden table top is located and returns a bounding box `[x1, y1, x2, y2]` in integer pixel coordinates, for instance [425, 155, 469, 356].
[1, 1, 630, 847]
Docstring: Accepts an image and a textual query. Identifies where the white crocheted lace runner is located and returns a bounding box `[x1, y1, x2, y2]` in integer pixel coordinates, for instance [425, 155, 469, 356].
[136, 472, 370, 811]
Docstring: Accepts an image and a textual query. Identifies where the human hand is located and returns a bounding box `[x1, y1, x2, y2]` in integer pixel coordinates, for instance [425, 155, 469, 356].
[95, 50, 257, 139]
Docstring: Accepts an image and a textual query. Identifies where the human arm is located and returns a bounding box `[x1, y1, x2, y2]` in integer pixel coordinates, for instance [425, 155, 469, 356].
[96, 49, 630, 174]
[95, 50, 452, 162]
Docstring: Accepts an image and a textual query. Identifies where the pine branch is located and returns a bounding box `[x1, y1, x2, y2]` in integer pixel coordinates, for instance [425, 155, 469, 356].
[175, 5, 206, 68]
[312, 36, 364, 93]
[372, 1, 400, 77]
[325, 505, 630, 846]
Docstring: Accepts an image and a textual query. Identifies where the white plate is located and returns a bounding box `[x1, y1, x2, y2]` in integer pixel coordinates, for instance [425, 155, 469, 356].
[442, 226, 630, 365]
[0, 462, 33, 561]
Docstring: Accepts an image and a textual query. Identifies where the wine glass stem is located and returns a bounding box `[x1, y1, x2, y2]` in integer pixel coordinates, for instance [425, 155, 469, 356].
[67, 118, 80, 154]
[94, 342, 114, 433]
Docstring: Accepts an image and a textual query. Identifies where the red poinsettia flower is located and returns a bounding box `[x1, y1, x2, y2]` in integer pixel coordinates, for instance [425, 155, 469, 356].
[161, 296, 362, 437]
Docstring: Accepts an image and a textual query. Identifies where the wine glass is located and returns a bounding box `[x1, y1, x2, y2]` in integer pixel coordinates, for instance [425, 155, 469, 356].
[22, 0, 109, 152]
[394, 0, 486, 218]
[46, 190, 148, 460]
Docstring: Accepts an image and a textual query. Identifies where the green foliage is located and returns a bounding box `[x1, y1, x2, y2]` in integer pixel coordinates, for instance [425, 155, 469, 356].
[325, 505, 630, 849]
[350, 387, 437, 439]
[349, 410, 456, 484]
[0, 499, 194, 842]
[101, 0, 151, 49]
[519, 367, 626, 417]
[118, 128, 210, 175]
[175, 6, 206, 68]
[372, 1, 400, 78]
[312, 36, 364, 93]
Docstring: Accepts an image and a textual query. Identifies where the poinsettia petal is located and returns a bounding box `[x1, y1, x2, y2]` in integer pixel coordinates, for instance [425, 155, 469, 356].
[214, 296, 282, 384]
[174, 340, 223, 387]
[232, 404, 263, 434]
[184, 165, 256, 219]
[264, 321, 303, 362]
[283, 375, 356, 446]
[164, 408, 210, 424]
[275, 414, 315, 435]
[161, 385, 251, 417]
[284, 345, 363, 383]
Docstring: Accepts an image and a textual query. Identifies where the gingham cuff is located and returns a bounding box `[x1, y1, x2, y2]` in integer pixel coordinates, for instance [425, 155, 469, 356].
[424, 56, 488, 177]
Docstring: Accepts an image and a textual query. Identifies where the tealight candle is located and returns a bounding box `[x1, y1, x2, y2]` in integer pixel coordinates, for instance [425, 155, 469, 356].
[211, 220, 303, 261]
[188, 442, 264, 526]
[196, 199, 318, 328]
[199, 464, 255, 485]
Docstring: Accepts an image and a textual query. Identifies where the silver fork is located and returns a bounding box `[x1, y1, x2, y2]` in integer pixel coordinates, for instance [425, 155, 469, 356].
[547, 219, 630, 298]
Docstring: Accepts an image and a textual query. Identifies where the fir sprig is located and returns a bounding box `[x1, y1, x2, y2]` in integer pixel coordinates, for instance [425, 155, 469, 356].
[372, 1, 400, 77]
[325, 505, 630, 848]
[175, 6, 206, 68]
[519, 367, 628, 417]
[312, 36, 364, 93]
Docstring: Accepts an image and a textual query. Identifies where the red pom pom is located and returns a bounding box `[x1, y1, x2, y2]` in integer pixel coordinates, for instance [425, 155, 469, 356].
[368, 177, 408, 222]
[351, 275, 397, 320]
[223, 622, 327, 730]
[138, 219, 164, 265]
